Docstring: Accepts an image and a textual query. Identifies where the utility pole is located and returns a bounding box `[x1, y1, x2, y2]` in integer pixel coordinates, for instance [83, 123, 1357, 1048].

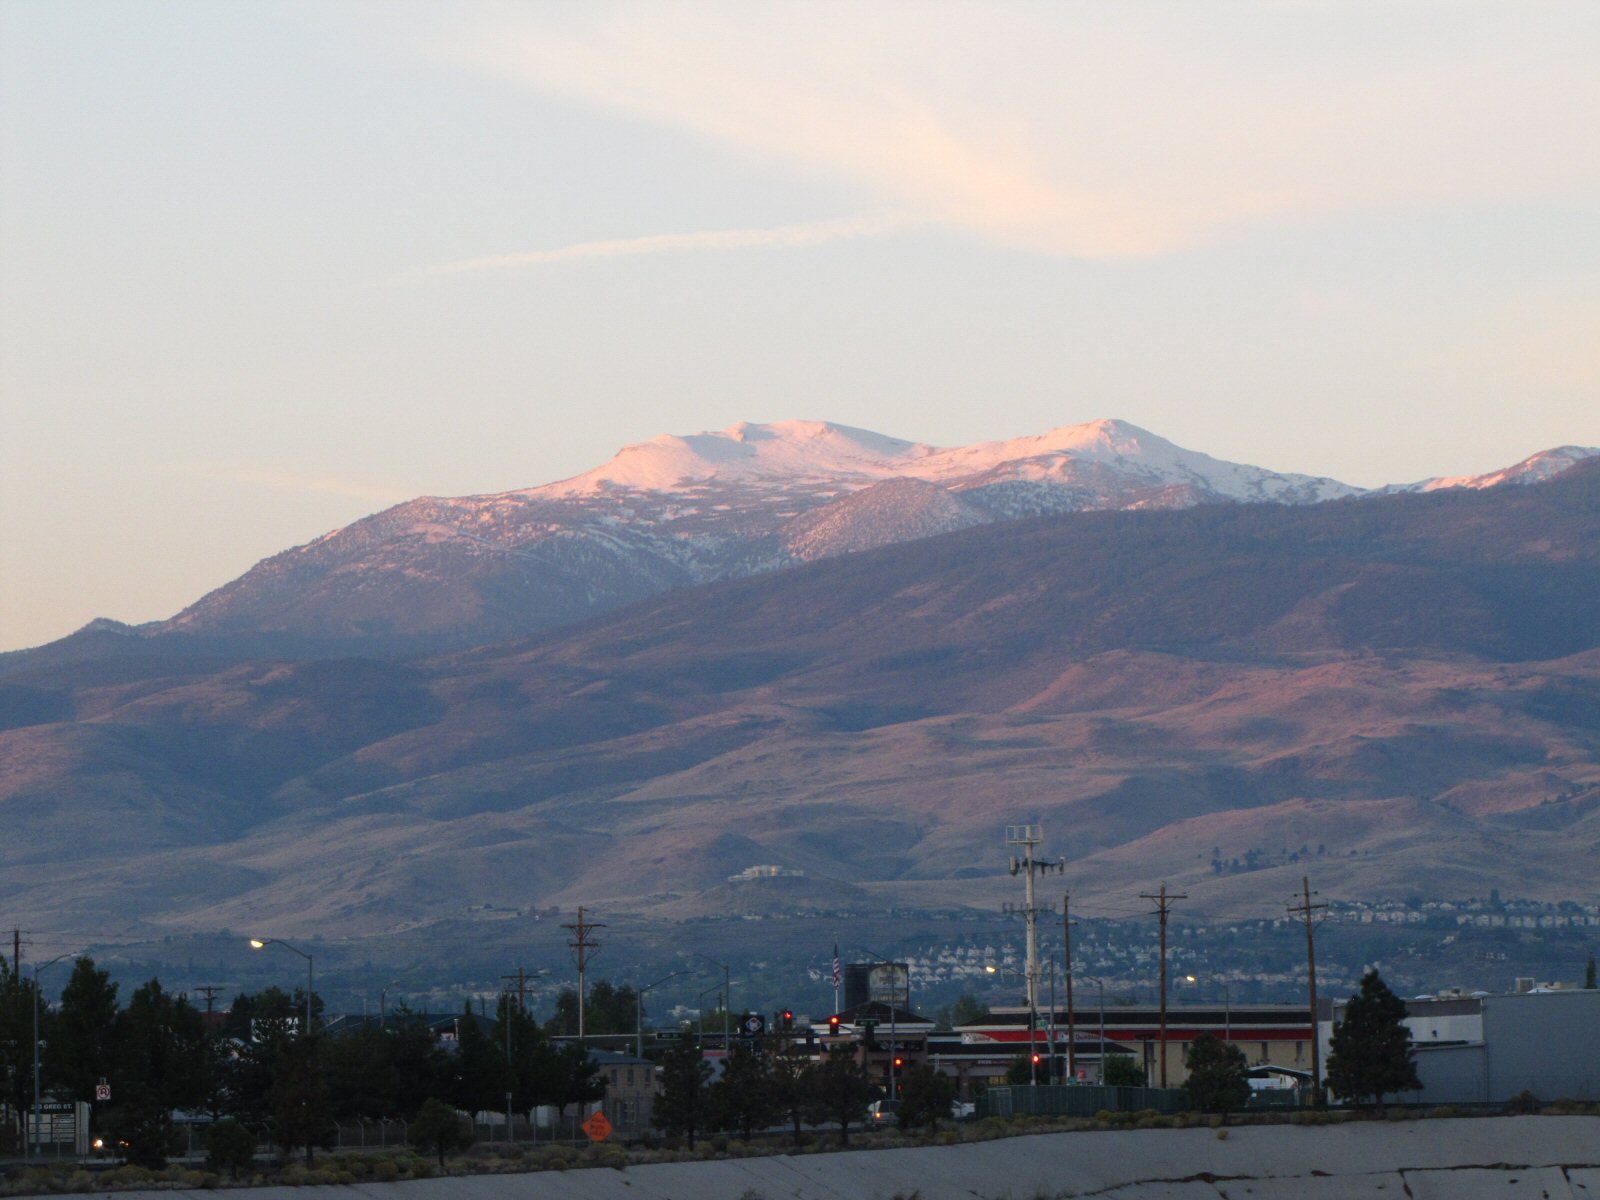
[501, 966, 535, 1012]
[193, 985, 223, 1020]
[12, 929, 21, 976]
[562, 907, 604, 1039]
[1141, 884, 1187, 1088]
[1064, 892, 1077, 1082]
[1005, 826, 1064, 1086]
[1289, 876, 1329, 1107]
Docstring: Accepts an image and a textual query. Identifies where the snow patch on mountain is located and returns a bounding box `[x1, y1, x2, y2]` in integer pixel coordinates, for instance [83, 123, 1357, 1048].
[1391, 445, 1600, 494]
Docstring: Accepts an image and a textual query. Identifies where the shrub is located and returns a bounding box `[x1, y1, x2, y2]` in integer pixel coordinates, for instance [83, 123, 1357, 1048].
[372, 1160, 399, 1183]
[1215, 1128, 1230, 1141]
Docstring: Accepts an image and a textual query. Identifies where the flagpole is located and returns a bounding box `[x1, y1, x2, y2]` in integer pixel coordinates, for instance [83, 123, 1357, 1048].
[832, 943, 841, 1015]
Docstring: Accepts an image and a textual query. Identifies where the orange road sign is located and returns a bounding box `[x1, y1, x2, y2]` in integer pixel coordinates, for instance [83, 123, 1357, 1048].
[581, 1111, 613, 1142]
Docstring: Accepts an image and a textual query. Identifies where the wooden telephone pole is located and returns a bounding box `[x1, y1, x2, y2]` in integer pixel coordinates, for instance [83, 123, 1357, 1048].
[1063, 893, 1077, 1081]
[1141, 885, 1186, 1087]
[1289, 876, 1329, 1106]
[562, 908, 604, 1038]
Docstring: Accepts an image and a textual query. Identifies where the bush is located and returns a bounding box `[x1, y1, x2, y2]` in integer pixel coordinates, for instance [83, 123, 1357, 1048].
[372, 1160, 399, 1183]
[1505, 1089, 1541, 1114]
[1215, 1128, 1230, 1140]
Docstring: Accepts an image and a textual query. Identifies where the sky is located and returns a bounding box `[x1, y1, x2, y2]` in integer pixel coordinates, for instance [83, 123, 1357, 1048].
[2, 1, 1598, 653]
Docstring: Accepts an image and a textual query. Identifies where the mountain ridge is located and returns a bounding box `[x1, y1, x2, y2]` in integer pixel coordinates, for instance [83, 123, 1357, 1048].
[4, 460, 1599, 941]
[102, 419, 1597, 655]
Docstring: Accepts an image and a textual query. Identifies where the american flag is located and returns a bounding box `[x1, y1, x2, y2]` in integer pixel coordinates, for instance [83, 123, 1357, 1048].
[832, 944, 841, 989]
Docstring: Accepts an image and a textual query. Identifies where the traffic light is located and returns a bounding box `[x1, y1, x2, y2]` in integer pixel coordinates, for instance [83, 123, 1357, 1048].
[893, 1056, 904, 1069]
[781, 1009, 795, 1031]
[1031, 1053, 1042, 1067]
[828, 1014, 841, 1036]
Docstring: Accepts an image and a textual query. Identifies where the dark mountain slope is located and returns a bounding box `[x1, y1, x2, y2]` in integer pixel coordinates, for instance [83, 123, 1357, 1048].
[2, 462, 1598, 939]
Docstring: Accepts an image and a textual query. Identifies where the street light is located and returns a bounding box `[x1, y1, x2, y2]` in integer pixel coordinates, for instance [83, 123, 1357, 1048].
[379, 980, 400, 1030]
[689, 954, 730, 1050]
[249, 938, 314, 1038]
[636, 970, 694, 1059]
[29, 953, 75, 1162]
[695, 984, 724, 1048]
[986, 962, 1038, 1086]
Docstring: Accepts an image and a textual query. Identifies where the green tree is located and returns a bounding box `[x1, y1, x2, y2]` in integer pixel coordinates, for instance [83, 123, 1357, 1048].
[1102, 1053, 1146, 1086]
[768, 1037, 815, 1147]
[710, 1039, 777, 1140]
[804, 1048, 876, 1147]
[652, 1039, 712, 1148]
[450, 1005, 508, 1118]
[408, 1097, 471, 1167]
[1004, 1055, 1037, 1086]
[0, 961, 41, 1132]
[325, 1024, 400, 1122]
[896, 1063, 956, 1133]
[267, 1036, 333, 1168]
[1325, 969, 1421, 1110]
[544, 982, 641, 1037]
[204, 1119, 260, 1180]
[386, 1012, 452, 1118]
[50, 958, 119, 1103]
[493, 995, 564, 1116]
[547, 1039, 606, 1122]
[1182, 1033, 1250, 1118]
[105, 980, 208, 1168]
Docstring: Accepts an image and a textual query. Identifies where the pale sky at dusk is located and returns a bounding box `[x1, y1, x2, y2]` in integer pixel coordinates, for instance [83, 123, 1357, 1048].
[3, 1, 1598, 652]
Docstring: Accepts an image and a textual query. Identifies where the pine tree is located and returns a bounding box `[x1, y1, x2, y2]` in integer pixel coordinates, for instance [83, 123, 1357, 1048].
[896, 1063, 956, 1133]
[710, 1039, 778, 1140]
[1325, 969, 1421, 1109]
[653, 1039, 712, 1148]
[1182, 1033, 1250, 1118]
[803, 1047, 876, 1147]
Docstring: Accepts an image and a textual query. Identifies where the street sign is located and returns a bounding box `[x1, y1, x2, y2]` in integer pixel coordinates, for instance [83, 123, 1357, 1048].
[581, 1111, 613, 1142]
[742, 1013, 766, 1037]
[95, 1084, 111, 1102]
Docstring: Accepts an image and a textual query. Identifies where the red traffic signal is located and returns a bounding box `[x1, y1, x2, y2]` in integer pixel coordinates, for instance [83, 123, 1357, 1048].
[828, 1014, 841, 1034]
[893, 1056, 904, 1068]
[1031, 1053, 1042, 1065]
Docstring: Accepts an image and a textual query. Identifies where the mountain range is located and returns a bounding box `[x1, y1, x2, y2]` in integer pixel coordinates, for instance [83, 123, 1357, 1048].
[3, 420, 1599, 947]
[62, 418, 1587, 655]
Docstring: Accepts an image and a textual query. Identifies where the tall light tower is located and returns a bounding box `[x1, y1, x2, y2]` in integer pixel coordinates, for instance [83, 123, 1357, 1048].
[1005, 825, 1064, 1085]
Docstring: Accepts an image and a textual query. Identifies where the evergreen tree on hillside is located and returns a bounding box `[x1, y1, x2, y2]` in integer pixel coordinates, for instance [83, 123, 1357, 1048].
[1325, 969, 1421, 1110]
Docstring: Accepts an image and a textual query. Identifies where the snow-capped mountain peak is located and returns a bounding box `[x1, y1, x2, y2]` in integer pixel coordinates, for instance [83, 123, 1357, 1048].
[1399, 445, 1600, 494]
[536, 419, 931, 496]
[157, 417, 1595, 650]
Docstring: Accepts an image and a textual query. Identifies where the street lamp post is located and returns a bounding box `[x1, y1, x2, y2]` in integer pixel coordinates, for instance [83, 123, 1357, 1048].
[690, 955, 731, 1050]
[1081, 976, 1108, 1082]
[249, 937, 315, 1168]
[379, 980, 399, 1030]
[249, 938, 313, 1037]
[986, 962, 1037, 1086]
[695, 985, 723, 1048]
[29, 953, 74, 1162]
[636, 971, 694, 1059]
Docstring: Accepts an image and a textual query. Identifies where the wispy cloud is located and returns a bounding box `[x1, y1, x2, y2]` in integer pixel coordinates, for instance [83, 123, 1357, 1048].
[168, 463, 414, 505]
[430, 2, 1600, 260]
[426, 212, 916, 275]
